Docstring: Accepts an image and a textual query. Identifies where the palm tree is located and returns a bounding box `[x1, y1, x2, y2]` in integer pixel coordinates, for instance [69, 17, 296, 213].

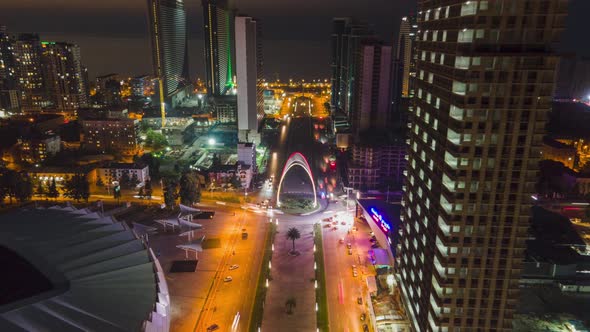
[285, 296, 296, 314]
[286, 227, 301, 254]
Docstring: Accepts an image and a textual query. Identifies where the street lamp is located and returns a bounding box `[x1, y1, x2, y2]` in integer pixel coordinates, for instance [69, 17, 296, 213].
[208, 138, 216, 145]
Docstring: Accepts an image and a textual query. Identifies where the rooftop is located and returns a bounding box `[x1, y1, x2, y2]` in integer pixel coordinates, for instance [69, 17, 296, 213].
[531, 206, 586, 247]
[0, 206, 169, 332]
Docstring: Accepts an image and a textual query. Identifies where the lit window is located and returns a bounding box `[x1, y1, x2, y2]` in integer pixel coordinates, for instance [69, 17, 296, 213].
[458, 29, 474, 43]
[461, 1, 477, 16]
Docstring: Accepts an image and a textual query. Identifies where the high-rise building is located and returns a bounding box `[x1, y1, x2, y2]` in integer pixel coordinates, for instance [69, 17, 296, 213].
[330, 18, 373, 130]
[353, 41, 392, 135]
[94, 74, 122, 107]
[0, 26, 19, 113]
[202, 0, 236, 97]
[391, 15, 418, 127]
[398, 1, 567, 331]
[13, 33, 48, 111]
[41, 41, 88, 115]
[235, 16, 263, 142]
[147, 0, 190, 126]
[0, 26, 17, 90]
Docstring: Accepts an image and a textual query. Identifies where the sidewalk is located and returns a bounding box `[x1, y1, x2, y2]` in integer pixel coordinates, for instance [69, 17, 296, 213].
[261, 220, 317, 332]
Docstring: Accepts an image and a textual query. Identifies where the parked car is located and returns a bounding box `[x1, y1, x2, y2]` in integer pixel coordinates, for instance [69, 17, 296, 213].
[229, 264, 239, 270]
[347, 243, 352, 249]
[360, 313, 366, 321]
[224, 276, 233, 282]
[339, 238, 345, 244]
[357, 297, 363, 305]
[363, 324, 369, 332]
[348, 248, 353, 255]
[207, 324, 219, 331]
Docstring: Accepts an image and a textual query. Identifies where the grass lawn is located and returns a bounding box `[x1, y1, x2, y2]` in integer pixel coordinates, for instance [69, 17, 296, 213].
[314, 223, 329, 331]
[249, 222, 276, 331]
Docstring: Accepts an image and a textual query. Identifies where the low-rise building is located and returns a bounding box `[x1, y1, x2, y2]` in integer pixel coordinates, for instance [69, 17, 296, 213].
[17, 133, 61, 163]
[29, 166, 96, 189]
[542, 137, 577, 169]
[81, 117, 139, 155]
[237, 142, 256, 171]
[96, 162, 149, 185]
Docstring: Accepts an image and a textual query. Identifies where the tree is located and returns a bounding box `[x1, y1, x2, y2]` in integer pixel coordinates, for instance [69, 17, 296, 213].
[179, 172, 201, 206]
[145, 129, 168, 150]
[63, 174, 90, 202]
[144, 179, 153, 199]
[35, 181, 45, 198]
[1, 169, 19, 204]
[286, 227, 301, 254]
[96, 176, 104, 187]
[163, 177, 178, 208]
[230, 174, 242, 189]
[119, 171, 131, 189]
[14, 173, 33, 203]
[47, 178, 59, 200]
[113, 184, 121, 203]
[129, 172, 140, 189]
[285, 297, 297, 315]
[139, 153, 160, 179]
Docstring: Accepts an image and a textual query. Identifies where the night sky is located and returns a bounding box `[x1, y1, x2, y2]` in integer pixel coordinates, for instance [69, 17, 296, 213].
[1, 0, 588, 80]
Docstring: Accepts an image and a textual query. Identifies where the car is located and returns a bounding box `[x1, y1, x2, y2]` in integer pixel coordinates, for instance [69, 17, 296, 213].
[229, 264, 239, 270]
[352, 226, 357, 232]
[207, 324, 219, 331]
[369, 238, 376, 243]
[339, 238, 345, 244]
[224, 276, 233, 282]
[352, 264, 357, 269]
[341, 221, 346, 225]
[347, 243, 352, 249]
[333, 226, 338, 231]
[363, 324, 369, 332]
[348, 248, 353, 255]
[371, 243, 379, 249]
[360, 313, 366, 321]
[353, 271, 358, 277]
[357, 297, 363, 305]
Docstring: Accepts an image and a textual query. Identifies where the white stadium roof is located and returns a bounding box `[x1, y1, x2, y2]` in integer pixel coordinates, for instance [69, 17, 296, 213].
[0, 206, 170, 332]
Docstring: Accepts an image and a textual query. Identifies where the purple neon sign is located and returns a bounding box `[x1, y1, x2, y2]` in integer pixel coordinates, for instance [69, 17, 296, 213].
[370, 207, 391, 234]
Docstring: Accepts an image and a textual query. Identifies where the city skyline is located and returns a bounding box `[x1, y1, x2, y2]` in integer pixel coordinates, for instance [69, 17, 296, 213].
[2, 1, 590, 332]
[1, 1, 587, 80]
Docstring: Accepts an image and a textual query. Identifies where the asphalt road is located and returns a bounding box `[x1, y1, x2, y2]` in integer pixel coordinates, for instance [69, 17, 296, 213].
[322, 202, 376, 332]
[149, 202, 269, 332]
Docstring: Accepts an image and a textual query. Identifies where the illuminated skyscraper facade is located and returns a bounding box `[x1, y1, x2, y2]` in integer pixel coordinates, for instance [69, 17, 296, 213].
[398, 1, 567, 331]
[202, 0, 236, 97]
[236, 16, 263, 139]
[13, 33, 48, 111]
[41, 42, 88, 114]
[147, 0, 190, 121]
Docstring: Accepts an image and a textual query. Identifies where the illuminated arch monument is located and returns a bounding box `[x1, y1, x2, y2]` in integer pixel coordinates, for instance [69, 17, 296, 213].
[276, 152, 318, 208]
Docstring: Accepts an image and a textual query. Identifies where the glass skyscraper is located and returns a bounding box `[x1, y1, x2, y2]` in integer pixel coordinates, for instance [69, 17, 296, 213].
[202, 0, 236, 97]
[147, 0, 190, 99]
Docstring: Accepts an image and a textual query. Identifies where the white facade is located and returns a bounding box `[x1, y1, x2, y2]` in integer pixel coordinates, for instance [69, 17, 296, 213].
[235, 16, 260, 132]
[237, 142, 256, 169]
[97, 164, 149, 185]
